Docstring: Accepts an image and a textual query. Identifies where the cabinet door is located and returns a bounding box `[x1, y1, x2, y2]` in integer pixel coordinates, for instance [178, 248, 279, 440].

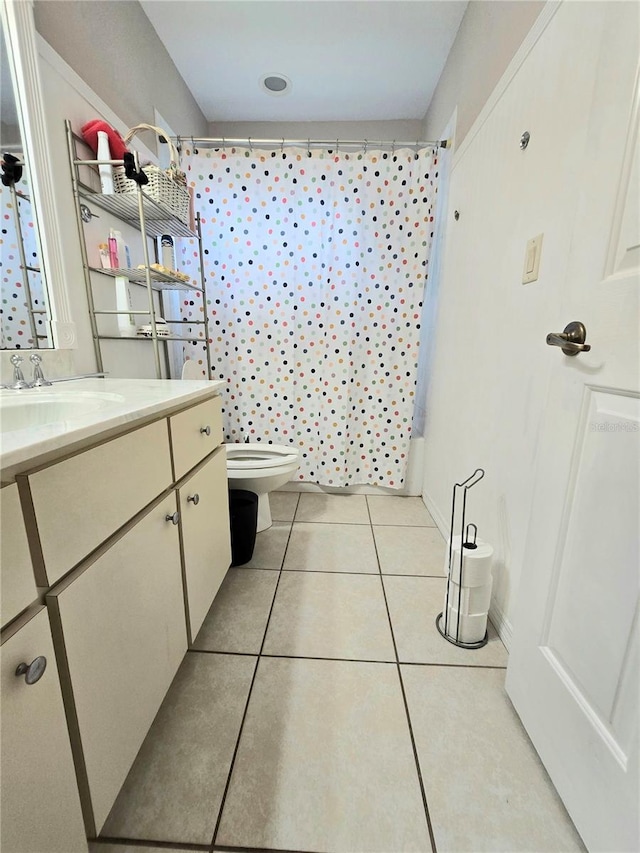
[47, 493, 187, 834]
[179, 446, 231, 640]
[1, 483, 37, 628]
[1, 606, 87, 853]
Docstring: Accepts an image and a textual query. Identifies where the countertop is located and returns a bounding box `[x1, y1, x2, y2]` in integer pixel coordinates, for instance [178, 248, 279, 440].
[0, 378, 225, 480]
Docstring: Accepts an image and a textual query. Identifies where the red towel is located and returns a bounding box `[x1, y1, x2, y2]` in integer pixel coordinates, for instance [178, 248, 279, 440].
[81, 120, 128, 160]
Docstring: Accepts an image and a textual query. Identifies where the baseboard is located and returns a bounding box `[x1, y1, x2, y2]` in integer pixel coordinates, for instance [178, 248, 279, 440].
[420, 485, 449, 538]
[488, 599, 513, 652]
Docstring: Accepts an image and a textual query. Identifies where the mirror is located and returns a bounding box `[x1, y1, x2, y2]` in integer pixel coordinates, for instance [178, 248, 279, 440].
[0, 14, 52, 348]
[0, 1, 76, 351]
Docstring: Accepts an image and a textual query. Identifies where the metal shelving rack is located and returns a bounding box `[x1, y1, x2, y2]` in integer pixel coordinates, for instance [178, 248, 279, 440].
[65, 120, 211, 379]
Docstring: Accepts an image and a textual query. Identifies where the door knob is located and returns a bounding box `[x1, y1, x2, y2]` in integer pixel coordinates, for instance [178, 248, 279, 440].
[15, 656, 47, 685]
[187, 493, 200, 505]
[546, 321, 591, 356]
[200, 425, 211, 436]
[165, 511, 180, 525]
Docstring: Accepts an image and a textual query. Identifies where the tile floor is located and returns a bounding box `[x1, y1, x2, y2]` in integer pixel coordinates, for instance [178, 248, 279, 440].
[93, 492, 584, 853]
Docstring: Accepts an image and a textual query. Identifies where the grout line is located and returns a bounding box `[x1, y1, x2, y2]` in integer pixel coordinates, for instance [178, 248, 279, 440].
[367, 497, 439, 853]
[213, 845, 326, 853]
[95, 837, 209, 851]
[290, 517, 437, 529]
[187, 648, 505, 670]
[234, 566, 447, 578]
[399, 660, 508, 670]
[209, 519, 296, 852]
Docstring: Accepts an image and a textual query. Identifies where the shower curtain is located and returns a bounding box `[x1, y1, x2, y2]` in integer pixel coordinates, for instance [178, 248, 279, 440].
[179, 145, 438, 488]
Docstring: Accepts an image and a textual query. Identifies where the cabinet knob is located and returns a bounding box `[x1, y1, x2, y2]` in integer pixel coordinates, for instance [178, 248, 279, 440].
[15, 656, 47, 685]
[187, 493, 200, 506]
[200, 425, 211, 436]
[165, 511, 180, 525]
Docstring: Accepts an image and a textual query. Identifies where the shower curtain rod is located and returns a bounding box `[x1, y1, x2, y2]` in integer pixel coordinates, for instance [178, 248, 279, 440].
[175, 136, 449, 151]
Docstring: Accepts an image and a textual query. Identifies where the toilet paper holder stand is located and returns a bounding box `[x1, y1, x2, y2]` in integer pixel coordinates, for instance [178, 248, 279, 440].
[436, 467, 489, 649]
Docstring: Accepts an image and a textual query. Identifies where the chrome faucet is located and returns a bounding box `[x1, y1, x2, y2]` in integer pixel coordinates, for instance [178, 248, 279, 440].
[30, 353, 52, 386]
[8, 354, 30, 390]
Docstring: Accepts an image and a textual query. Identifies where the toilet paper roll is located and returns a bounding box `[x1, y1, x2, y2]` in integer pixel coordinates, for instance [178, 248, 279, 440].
[444, 535, 493, 587]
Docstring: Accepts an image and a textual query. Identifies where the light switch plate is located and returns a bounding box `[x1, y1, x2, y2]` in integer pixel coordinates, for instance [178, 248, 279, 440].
[522, 233, 543, 284]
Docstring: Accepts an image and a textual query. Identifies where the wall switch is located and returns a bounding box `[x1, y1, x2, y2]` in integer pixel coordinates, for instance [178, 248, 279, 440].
[522, 233, 543, 283]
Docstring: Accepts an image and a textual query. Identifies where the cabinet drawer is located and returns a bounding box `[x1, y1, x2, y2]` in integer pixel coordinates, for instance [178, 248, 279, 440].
[170, 395, 223, 480]
[47, 492, 187, 834]
[1, 606, 87, 852]
[22, 419, 172, 586]
[1, 483, 37, 628]
[179, 447, 231, 641]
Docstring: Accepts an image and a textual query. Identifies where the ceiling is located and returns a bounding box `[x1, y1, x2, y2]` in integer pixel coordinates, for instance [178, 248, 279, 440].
[139, 1, 468, 123]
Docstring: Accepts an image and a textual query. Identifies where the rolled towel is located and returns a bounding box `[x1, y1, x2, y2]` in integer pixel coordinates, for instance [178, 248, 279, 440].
[81, 119, 128, 160]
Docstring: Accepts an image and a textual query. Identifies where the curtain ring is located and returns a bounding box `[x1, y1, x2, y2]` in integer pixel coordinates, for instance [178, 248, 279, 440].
[222, 137, 226, 151]
[281, 137, 284, 153]
[248, 136, 253, 151]
[336, 138, 339, 153]
[391, 140, 396, 155]
[364, 139, 368, 154]
[307, 138, 311, 156]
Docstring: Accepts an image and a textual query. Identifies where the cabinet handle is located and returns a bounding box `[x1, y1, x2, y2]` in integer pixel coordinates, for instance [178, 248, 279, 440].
[15, 656, 47, 685]
[187, 493, 200, 506]
[165, 511, 180, 525]
[200, 425, 211, 436]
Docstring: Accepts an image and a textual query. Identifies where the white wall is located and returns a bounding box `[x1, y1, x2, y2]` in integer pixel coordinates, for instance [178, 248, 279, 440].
[30, 0, 210, 374]
[421, 1, 632, 641]
[35, 38, 171, 376]
[33, 0, 207, 138]
[422, 0, 545, 147]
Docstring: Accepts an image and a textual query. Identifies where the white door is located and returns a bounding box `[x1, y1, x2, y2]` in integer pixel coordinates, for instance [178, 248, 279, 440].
[506, 9, 639, 852]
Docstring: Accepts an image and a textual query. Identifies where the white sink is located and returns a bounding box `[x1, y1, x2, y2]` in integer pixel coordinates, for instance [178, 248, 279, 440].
[0, 391, 126, 433]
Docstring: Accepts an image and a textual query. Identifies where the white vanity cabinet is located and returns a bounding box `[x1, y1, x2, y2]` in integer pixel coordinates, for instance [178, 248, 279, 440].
[47, 491, 187, 834]
[1, 606, 88, 853]
[20, 419, 173, 586]
[0, 482, 37, 628]
[178, 445, 231, 641]
[1, 385, 231, 844]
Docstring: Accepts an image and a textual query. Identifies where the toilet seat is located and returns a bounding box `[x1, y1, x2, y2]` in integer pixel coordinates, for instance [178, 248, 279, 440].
[226, 443, 299, 470]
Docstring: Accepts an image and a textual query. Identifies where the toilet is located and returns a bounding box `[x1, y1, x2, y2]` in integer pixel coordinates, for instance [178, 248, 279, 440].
[226, 443, 300, 532]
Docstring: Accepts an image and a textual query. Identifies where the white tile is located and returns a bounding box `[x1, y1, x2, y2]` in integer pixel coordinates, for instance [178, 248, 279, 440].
[217, 657, 432, 852]
[242, 521, 291, 569]
[296, 493, 370, 524]
[264, 571, 395, 661]
[367, 495, 436, 526]
[375, 525, 446, 575]
[269, 491, 299, 522]
[284, 521, 379, 573]
[193, 569, 278, 654]
[101, 653, 255, 845]
[383, 575, 508, 666]
[402, 666, 584, 852]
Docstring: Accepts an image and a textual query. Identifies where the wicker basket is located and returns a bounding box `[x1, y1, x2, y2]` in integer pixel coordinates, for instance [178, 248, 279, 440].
[113, 123, 190, 226]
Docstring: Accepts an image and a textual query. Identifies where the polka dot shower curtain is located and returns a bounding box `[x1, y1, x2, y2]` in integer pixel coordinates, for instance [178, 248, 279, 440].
[179, 145, 438, 488]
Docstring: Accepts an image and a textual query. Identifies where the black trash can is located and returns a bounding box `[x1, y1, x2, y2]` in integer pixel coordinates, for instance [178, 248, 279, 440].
[228, 489, 259, 566]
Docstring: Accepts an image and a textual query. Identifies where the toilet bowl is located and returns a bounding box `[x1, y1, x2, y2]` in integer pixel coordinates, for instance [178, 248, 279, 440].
[226, 443, 299, 532]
